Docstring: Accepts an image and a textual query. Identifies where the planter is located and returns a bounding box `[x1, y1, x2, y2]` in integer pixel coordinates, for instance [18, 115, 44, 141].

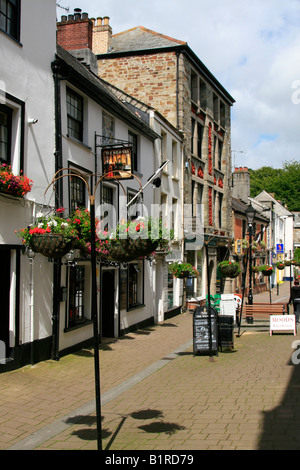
[276, 264, 285, 270]
[176, 271, 191, 279]
[261, 269, 273, 277]
[219, 263, 241, 279]
[30, 234, 75, 258]
[108, 238, 159, 262]
[220, 267, 240, 278]
[252, 266, 260, 273]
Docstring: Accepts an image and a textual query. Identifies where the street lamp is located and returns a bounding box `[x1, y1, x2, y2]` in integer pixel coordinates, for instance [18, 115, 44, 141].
[246, 203, 256, 305]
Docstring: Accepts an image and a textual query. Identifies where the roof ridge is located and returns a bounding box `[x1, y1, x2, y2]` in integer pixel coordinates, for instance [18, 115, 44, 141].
[112, 25, 186, 45]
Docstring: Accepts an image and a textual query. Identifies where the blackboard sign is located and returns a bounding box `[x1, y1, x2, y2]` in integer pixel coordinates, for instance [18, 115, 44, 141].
[193, 306, 218, 356]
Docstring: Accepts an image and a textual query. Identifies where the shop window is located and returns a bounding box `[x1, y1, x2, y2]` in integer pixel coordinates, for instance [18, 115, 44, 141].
[167, 272, 174, 309]
[196, 249, 203, 297]
[68, 266, 86, 327]
[128, 261, 144, 309]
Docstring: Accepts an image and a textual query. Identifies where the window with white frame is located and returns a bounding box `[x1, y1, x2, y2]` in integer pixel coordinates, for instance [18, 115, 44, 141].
[66, 87, 83, 142]
[172, 140, 178, 177]
[102, 112, 114, 145]
[69, 174, 86, 212]
[0, 94, 24, 173]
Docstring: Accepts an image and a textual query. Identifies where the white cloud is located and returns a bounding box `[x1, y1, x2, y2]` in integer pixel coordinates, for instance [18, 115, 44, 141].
[57, 0, 300, 169]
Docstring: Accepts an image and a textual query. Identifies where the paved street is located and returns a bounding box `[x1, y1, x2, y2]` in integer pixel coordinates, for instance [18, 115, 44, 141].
[2, 281, 300, 451]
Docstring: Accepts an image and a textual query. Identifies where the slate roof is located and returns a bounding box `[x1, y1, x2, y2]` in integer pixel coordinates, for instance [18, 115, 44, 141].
[109, 26, 186, 53]
[100, 26, 235, 106]
[232, 197, 269, 223]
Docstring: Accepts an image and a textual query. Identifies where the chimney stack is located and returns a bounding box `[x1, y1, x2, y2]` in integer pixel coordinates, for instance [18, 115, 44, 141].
[92, 16, 112, 54]
[57, 8, 93, 51]
[232, 167, 250, 203]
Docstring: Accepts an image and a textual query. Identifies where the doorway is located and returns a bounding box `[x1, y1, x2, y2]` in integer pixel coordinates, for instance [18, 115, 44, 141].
[101, 270, 115, 338]
[0, 249, 11, 357]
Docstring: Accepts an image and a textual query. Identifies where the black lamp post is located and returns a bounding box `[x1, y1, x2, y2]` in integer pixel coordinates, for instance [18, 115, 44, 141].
[246, 203, 256, 305]
[45, 168, 143, 451]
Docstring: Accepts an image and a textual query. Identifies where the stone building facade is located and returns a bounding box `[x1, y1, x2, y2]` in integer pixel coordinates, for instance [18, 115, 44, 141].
[93, 22, 235, 296]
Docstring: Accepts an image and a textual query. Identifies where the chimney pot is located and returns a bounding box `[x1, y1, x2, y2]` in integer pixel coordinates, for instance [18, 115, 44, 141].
[61, 15, 67, 22]
[82, 12, 88, 19]
[97, 17, 103, 26]
[103, 16, 110, 25]
[68, 14, 74, 21]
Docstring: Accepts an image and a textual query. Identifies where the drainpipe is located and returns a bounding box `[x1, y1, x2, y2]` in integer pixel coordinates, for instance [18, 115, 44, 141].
[176, 50, 180, 130]
[51, 59, 64, 361]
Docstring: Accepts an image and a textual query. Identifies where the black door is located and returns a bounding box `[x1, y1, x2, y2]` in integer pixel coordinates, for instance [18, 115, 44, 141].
[0, 249, 11, 356]
[101, 270, 115, 338]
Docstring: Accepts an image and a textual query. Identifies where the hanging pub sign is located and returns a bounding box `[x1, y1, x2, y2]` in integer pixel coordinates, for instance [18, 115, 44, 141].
[102, 147, 133, 180]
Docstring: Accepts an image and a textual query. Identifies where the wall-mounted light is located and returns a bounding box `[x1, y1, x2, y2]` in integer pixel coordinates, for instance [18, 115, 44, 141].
[65, 250, 76, 266]
[28, 118, 38, 125]
[26, 246, 35, 260]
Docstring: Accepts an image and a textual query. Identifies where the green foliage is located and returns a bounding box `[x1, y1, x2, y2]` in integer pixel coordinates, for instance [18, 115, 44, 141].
[295, 248, 300, 262]
[249, 160, 300, 211]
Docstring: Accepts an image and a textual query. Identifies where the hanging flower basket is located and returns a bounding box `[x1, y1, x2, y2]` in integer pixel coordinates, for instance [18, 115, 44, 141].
[259, 265, 274, 276]
[102, 217, 173, 263]
[218, 261, 241, 279]
[0, 164, 33, 197]
[68, 208, 110, 259]
[168, 262, 198, 279]
[30, 233, 75, 258]
[251, 266, 260, 273]
[16, 209, 77, 259]
[275, 261, 285, 270]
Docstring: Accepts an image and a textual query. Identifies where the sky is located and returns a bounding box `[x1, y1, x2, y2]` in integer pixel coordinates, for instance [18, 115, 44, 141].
[56, 0, 300, 170]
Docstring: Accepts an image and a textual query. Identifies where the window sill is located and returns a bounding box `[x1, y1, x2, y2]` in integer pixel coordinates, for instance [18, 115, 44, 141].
[64, 318, 92, 333]
[65, 134, 92, 151]
[133, 170, 143, 179]
[127, 303, 145, 312]
[0, 29, 22, 47]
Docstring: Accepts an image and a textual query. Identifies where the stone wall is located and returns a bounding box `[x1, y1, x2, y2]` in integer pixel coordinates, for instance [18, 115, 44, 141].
[98, 52, 178, 127]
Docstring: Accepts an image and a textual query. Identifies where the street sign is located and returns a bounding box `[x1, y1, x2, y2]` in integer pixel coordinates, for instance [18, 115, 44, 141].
[235, 239, 242, 255]
[276, 244, 284, 253]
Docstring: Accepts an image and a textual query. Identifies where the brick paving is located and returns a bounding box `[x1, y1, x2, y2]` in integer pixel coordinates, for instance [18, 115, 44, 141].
[2, 281, 300, 451]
